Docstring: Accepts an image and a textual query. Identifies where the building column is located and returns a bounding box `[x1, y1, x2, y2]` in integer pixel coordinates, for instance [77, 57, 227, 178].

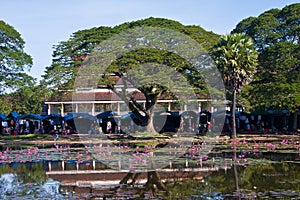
[198, 102, 201, 113]
[75, 103, 78, 113]
[48, 104, 51, 115]
[168, 102, 171, 111]
[117, 102, 120, 115]
[61, 103, 64, 116]
[184, 104, 187, 111]
[92, 103, 95, 115]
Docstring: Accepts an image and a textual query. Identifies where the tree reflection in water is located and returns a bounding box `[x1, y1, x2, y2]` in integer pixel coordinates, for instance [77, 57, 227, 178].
[0, 139, 299, 199]
[0, 160, 298, 199]
[54, 160, 300, 199]
[0, 161, 46, 185]
[0, 162, 64, 199]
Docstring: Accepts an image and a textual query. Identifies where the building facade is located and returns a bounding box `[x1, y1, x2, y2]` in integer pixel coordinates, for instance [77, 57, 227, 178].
[44, 88, 213, 116]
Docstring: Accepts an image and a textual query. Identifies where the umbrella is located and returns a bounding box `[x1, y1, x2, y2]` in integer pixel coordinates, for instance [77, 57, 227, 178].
[181, 111, 197, 119]
[5, 112, 19, 121]
[96, 111, 118, 119]
[0, 114, 6, 121]
[236, 111, 249, 115]
[200, 110, 212, 117]
[120, 112, 138, 120]
[18, 114, 42, 120]
[155, 111, 180, 117]
[251, 109, 269, 115]
[42, 113, 63, 121]
[64, 113, 96, 121]
[42, 114, 63, 125]
[267, 110, 289, 115]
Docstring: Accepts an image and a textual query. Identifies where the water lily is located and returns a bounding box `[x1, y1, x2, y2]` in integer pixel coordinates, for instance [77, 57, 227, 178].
[281, 139, 289, 145]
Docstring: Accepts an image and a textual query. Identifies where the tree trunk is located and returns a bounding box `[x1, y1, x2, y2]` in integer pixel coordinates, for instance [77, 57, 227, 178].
[293, 112, 298, 132]
[146, 112, 157, 133]
[120, 172, 134, 184]
[231, 89, 237, 138]
[233, 152, 240, 192]
[145, 171, 167, 191]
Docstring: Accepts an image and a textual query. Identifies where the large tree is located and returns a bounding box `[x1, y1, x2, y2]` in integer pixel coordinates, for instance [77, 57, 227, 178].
[0, 20, 45, 114]
[0, 20, 33, 94]
[210, 33, 258, 138]
[44, 18, 222, 133]
[232, 3, 300, 130]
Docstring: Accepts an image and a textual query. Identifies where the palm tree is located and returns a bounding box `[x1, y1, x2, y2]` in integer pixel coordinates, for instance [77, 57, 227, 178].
[211, 33, 258, 138]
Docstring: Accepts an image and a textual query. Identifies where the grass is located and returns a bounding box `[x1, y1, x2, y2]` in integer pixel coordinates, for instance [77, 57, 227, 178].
[0, 134, 49, 140]
[133, 131, 169, 138]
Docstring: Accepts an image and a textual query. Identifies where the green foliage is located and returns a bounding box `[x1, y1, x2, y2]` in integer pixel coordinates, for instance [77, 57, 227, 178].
[43, 26, 115, 91]
[0, 78, 47, 114]
[133, 131, 165, 138]
[106, 47, 208, 96]
[43, 17, 219, 96]
[210, 33, 258, 138]
[0, 94, 12, 114]
[0, 20, 33, 94]
[210, 33, 258, 92]
[0, 162, 46, 185]
[1, 134, 48, 140]
[232, 3, 300, 111]
[43, 17, 219, 132]
[0, 20, 44, 114]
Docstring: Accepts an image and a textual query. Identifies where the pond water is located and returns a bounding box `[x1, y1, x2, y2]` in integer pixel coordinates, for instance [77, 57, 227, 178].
[0, 139, 299, 199]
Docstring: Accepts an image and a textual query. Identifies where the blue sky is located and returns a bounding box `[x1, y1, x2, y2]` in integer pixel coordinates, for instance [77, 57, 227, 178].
[1, 0, 298, 80]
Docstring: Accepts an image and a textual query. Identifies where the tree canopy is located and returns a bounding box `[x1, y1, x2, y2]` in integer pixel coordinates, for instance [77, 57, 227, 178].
[0, 20, 45, 114]
[210, 33, 258, 138]
[0, 20, 33, 94]
[232, 3, 300, 111]
[43, 17, 219, 93]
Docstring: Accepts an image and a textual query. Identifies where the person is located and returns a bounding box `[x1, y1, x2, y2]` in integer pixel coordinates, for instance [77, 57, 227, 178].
[224, 123, 232, 135]
[63, 122, 71, 135]
[90, 121, 99, 134]
[29, 121, 35, 134]
[198, 124, 205, 134]
[107, 121, 112, 134]
[55, 132, 59, 141]
[3, 127, 8, 136]
[13, 129, 18, 136]
[39, 122, 45, 134]
[116, 126, 125, 134]
[206, 122, 211, 132]
[19, 126, 24, 135]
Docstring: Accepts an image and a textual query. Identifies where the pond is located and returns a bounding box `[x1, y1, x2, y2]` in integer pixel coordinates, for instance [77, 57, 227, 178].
[0, 136, 299, 199]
